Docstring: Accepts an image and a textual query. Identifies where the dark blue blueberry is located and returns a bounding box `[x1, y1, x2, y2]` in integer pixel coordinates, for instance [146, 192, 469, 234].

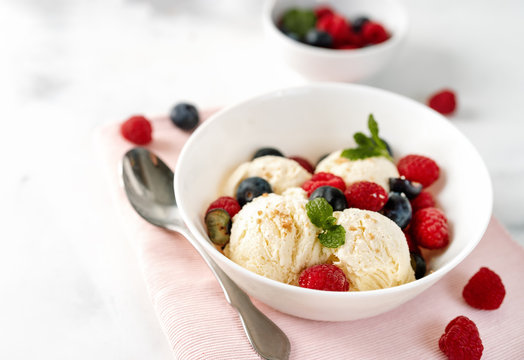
[252, 147, 284, 160]
[389, 178, 423, 199]
[305, 29, 333, 48]
[204, 209, 231, 246]
[381, 192, 412, 229]
[170, 102, 199, 131]
[410, 252, 427, 280]
[309, 186, 347, 212]
[352, 16, 370, 33]
[236, 177, 272, 206]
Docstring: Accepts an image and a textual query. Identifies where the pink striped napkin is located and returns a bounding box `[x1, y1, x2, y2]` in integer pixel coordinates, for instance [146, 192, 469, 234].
[95, 113, 524, 359]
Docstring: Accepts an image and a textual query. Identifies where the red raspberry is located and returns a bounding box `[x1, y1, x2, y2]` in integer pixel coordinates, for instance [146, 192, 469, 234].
[299, 264, 349, 291]
[120, 115, 153, 145]
[410, 190, 436, 213]
[361, 21, 389, 45]
[288, 156, 315, 174]
[206, 196, 241, 218]
[411, 207, 449, 249]
[439, 316, 483, 360]
[344, 181, 388, 212]
[463, 267, 506, 310]
[397, 154, 440, 188]
[302, 172, 346, 197]
[428, 89, 457, 115]
[314, 6, 334, 19]
[335, 44, 360, 50]
[316, 14, 352, 47]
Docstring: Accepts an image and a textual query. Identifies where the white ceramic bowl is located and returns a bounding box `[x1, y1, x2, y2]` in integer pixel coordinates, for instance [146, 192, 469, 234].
[175, 83, 492, 321]
[262, 0, 408, 82]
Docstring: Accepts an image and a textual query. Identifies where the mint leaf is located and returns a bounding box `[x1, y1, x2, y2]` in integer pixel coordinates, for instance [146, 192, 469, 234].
[318, 225, 346, 248]
[340, 114, 393, 162]
[323, 215, 337, 228]
[306, 197, 333, 228]
[282, 9, 316, 37]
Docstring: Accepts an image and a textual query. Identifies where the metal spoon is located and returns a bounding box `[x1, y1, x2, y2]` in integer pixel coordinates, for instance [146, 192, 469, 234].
[121, 147, 290, 360]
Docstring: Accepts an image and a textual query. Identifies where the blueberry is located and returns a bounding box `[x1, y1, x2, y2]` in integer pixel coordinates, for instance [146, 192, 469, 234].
[252, 147, 284, 160]
[389, 178, 423, 199]
[236, 177, 272, 206]
[381, 192, 412, 229]
[170, 102, 199, 131]
[352, 16, 370, 33]
[410, 252, 427, 280]
[309, 186, 347, 212]
[204, 209, 231, 246]
[305, 29, 333, 48]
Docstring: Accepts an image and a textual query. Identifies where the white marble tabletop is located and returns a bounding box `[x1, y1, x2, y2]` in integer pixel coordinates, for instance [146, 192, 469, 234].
[1, 0, 523, 358]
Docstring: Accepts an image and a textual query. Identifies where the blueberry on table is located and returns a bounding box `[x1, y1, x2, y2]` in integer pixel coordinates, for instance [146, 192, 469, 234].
[381, 192, 412, 229]
[236, 177, 273, 206]
[170, 102, 200, 131]
[252, 147, 284, 160]
[205, 209, 231, 246]
[352, 16, 370, 33]
[389, 178, 423, 199]
[305, 29, 333, 48]
[309, 186, 348, 212]
[410, 252, 427, 280]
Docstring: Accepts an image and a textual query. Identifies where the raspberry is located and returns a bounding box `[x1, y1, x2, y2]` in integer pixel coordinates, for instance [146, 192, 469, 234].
[298, 264, 349, 291]
[411, 207, 449, 249]
[288, 156, 315, 174]
[335, 44, 360, 50]
[428, 89, 457, 115]
[314, 6, 334, 19]
[439, 316, 483, 360]
[206, 196, 241, 218]
[344, 181, 388, 212]
[120, 115, 153, 145]
[463, 267, 506, 310]
[361, 21, 389, 45]
[397, 154, 440, 188]
[404, 230, 419, 253]
[302, 172, 346, 197]
[410, 190, 436, 213]
[316, 14, 352, 47]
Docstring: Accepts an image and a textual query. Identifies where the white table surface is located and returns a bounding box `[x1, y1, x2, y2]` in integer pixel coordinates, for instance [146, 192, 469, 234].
[1, 0, 523, 358]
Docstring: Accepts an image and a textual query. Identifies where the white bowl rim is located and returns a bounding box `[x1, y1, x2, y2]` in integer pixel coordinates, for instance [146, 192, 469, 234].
[175, 82, 493, 299]
[262, 0, 409, 58]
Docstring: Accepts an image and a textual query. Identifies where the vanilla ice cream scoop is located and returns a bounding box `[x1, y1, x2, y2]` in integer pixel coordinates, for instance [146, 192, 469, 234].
[222, 156, 312, 196]
[224, 188, 330, 285]
[332, 209, 415, 291]
[316, 151, 398, 191]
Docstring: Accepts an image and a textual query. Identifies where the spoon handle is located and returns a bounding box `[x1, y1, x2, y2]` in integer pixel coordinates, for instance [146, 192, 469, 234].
[177, 227, 291, 360]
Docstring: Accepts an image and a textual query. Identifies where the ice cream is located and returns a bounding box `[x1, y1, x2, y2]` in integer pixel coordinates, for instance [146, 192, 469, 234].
[331, 208, 415, 291]
[222, 155, 312, 196]
[224, 188, 330, 285]
[316, 151, 399, 191]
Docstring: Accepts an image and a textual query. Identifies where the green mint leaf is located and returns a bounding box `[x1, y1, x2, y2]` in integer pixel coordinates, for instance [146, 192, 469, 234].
[368, 114, 379, 141]
[318, 225, 346, 248]
[323, 215, 337, 229]
[306, 197, 333, 228]
[341, 147, 379, 160]
[282, 9, 316, 37]
[353, 132, 373, 147]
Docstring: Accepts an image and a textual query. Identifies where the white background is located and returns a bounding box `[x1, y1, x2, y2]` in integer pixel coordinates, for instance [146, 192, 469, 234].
[1, 0, 523, 358]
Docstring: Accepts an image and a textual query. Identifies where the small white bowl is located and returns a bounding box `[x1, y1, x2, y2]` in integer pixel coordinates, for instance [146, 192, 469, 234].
[262, 0, 408, 82]
[175, 83, 492, 321]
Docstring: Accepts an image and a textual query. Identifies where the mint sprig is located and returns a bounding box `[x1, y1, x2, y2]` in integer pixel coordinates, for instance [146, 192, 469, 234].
[340, 114, 393, 162]
[281, 9, 316, 38]
[306, 198, 345, 248]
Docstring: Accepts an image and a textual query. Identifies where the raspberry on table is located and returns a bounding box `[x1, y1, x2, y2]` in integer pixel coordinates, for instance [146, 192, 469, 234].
[439, 316, 483, 360]
[411, 207, 449, 249]
[120, 115, 153, 145]
[206, 196, 241, 218]
[428, 89, 457, 115]
[397, 154, 440, 188]
[302, 172, 346, 197]
[410, 190, 435, 213]
[288, 156, 315, 174]
[344, 181, 388, 212]
[463, 267, 506, 310]
[299, 264, 349, 291]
